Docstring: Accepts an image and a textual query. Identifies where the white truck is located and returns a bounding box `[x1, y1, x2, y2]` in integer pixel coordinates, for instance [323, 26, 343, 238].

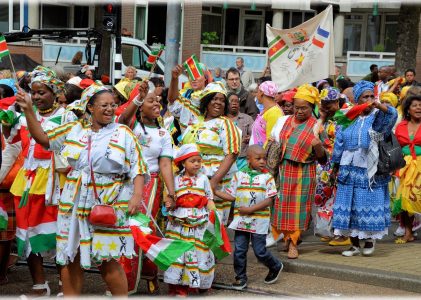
[4, 28, 186, 85]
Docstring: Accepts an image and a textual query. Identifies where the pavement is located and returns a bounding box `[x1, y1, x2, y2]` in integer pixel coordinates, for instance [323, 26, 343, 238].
[216, 221, 421, 295]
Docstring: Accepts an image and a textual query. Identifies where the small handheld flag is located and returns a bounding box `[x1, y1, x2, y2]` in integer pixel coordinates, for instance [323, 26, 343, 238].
[333, 102, 371, 129]
[146, 45, 164, 69]
[0, 35, 10, 61]
[203, 210, 232, 260]
[183, 54, 204, 81]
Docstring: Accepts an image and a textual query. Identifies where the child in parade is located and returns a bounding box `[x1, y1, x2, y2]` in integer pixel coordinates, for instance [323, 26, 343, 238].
[164, 144, 216, 296]
[214, 145, 283, 290]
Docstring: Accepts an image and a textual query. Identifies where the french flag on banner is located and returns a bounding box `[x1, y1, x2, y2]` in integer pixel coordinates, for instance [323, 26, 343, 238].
[312, 26, 330, 48]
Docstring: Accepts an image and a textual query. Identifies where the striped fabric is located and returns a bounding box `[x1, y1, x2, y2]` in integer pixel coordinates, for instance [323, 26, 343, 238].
[272, 160, 316, 231]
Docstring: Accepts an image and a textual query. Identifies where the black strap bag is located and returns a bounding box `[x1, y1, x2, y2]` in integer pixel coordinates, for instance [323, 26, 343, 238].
[376, 132, 406, 175]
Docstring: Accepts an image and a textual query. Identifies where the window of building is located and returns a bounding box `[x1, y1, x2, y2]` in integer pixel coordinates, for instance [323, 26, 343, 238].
[282, 10, 316, 29]
[41, 4, 91, 29]
[343, 13, 398, 55]
[0, 0, 23, 32]
[202, 6, 223, 44]
[135, 6, 147, 41]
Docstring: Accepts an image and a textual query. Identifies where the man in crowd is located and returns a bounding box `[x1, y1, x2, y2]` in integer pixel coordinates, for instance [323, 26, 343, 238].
[225, 67, 259, 119]
[362, 64, 379, 83]
[236, 57, 255, 89]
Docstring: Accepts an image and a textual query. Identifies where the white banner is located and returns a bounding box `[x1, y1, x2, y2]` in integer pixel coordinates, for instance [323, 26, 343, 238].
[266, 5, 335, 92]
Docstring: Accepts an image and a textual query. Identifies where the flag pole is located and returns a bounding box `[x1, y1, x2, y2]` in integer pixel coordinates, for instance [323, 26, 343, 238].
[148, 47, 164, 79]
[8, 52, 18, 83]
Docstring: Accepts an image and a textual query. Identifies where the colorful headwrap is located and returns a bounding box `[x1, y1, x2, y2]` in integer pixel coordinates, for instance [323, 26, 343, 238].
[281, 88, 297, 103]
[259, 81, 278, 98]
[380, 91, 398, 107]
[174, 144, 201, 166]
[320, 87, 340, 102]
[294, 84, 320, 105]
[200, 81, 227, 100]
[353, 80, 374, 103]
[0, 78, 18, 95]
[30, 65, 64, 96]
[124, 80, 140, 98]
[400, 86, 410, 101]
[69, 82, 109, 112]
[316, 79, 328, 89]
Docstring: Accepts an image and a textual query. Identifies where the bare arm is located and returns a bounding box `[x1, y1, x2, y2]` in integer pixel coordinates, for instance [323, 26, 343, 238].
[159, 157, 176, 209]
[167, 64, 184, 104]
[239, 197, 274, 215]
[213, 189, 236, 202]
[15, 90, 49, 148]
[209, 153, 238, 190]
[118, 81, 149, 126]
[128, 174, 145, 215]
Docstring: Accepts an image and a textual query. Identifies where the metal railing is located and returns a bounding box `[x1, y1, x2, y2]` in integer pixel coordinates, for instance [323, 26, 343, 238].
[346, 51, 395, 77]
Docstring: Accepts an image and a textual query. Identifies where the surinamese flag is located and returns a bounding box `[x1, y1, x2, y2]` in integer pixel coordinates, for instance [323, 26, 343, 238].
[333, 102, 371, 129]
[203, 210, 231, 260]
[129, 213, 195, 271]
[183, 54, 204, 81]
[145, 45, 164, 69]
[0, 35, 10, 61]
[266, 5, 334, 91]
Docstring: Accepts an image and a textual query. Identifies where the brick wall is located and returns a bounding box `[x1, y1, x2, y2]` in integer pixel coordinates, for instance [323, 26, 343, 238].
[416, 18, 421, 81]
[9, 45, 42, 65]
[182, 1, 202, 62]
[121, 2, 135, 35]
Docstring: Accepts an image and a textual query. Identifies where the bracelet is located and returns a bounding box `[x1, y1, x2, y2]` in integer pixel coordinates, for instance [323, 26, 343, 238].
[132, 96, 144, 107]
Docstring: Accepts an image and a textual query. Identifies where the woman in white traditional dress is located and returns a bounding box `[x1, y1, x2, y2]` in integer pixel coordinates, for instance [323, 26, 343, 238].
[118, 82, 175, 294]
[15, 83, 148, 296]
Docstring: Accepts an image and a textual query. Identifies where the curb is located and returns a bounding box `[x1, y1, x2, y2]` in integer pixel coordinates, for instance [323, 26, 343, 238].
[279, 256, 421, 294]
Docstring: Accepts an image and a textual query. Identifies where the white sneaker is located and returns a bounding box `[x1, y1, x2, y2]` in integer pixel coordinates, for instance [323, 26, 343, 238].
[394, 226, 405, 237]
[362, 239, 376, 256]
[342, 246, 361, 257]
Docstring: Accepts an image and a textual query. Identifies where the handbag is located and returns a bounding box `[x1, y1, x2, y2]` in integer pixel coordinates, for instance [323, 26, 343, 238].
[376, 132, 406, 175]
[86, 134, 117, 227]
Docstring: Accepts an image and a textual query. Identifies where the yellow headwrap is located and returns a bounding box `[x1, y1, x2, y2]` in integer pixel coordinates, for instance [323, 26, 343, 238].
[293, 84, 320, 105]
[400, 86, 410, 101]
[114, 80, 129, 100]
[200, 81, 227, 100]
[380, 92, 398, 107]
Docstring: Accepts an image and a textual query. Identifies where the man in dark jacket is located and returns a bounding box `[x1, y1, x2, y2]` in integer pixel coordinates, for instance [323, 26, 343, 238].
[225, 67, 259, 119]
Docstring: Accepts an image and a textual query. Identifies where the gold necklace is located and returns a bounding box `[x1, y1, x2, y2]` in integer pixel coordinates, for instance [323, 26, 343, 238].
[39, 103, 57, 115]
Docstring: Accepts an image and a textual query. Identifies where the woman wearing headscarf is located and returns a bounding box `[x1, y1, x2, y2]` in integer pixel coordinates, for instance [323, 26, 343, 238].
[394, 95, 421, 244]
[118, 81, 175, 294]
[168, 63, 213, 134]
[249, 81, 284, 148]
[331, 80, 397, 257]
[15, 82, 148, 296]
[315, 87, 351, 246]
[2, 66, 77, 296]
[278, 89, 296, 115]
[181, 82, 241, 224]
[270, 84, 329, 259]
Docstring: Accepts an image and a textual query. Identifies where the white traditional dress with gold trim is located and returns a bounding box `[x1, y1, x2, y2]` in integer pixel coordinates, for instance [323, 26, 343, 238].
[182, 116, 241, 224]
[46, 120, 148, 269]
[168, 86, 202, 133]
[163, 172, 215, 289]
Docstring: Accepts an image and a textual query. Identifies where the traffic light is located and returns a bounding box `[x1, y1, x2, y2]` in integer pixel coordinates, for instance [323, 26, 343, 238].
[102, 3, 117, 32]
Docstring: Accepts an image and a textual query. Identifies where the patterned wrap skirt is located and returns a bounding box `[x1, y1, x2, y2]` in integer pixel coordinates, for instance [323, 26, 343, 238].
[164, 204, 215, 289]
[271, 159, 316, 231]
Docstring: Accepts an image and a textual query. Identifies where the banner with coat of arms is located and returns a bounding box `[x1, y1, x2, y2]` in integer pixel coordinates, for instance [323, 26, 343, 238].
[266, 5, 335, 92]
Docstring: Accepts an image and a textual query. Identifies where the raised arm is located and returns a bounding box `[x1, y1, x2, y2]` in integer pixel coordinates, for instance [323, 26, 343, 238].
[15, 89, 50, 148]
[167, 64, 184, 104]
[118, 81, 149, 126]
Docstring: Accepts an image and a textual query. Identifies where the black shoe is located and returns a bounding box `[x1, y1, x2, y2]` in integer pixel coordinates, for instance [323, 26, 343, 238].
[231, 279, 247, 290]
[264, 263, 283, 284]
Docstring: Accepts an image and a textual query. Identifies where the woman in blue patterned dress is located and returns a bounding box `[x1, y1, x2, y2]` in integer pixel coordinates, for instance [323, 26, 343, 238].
[331, 80, 397, 257]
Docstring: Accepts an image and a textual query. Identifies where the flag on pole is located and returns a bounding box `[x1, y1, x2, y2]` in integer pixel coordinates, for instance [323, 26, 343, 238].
[266, 5, 334, 91]
[183, 54, 204, 81]
[203, 210, 232, 260]
[145, 45, 164, 69]
[0, 35, 10, 61]
[129, 213, 195, 271]
[332, 102, 371, 129]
